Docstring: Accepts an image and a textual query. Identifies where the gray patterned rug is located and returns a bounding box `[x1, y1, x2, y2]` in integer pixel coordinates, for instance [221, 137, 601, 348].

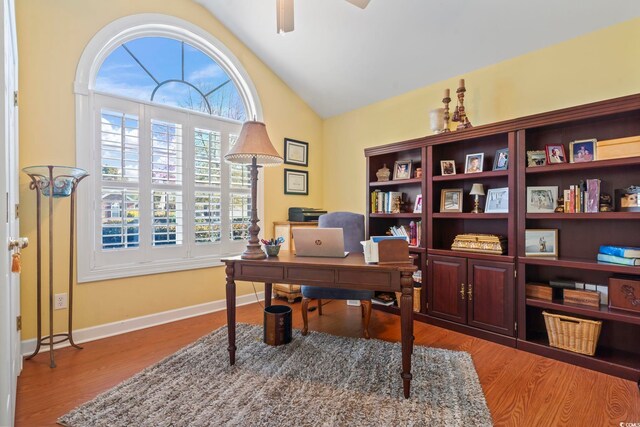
[59, 323, 493, 427]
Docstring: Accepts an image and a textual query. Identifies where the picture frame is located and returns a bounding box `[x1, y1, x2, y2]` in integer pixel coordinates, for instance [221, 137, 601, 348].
[440, 188, 463, 213]
[284, 169, 308, 195]
[393, 160, 412, 180]
[440, 160, 457, 176]
[526, 186, 558, 213]
[526, 150, 547, 167]
[492, 148, 509, 171]
[545, 144, 567, 164]
[485, 187, 509, 213]
[524, 229, 558, 257]
[569, 139, 597, 163]
[284, 138, 309, 166]
[413, 194, 423, 214]
[464, 153, 484, 174]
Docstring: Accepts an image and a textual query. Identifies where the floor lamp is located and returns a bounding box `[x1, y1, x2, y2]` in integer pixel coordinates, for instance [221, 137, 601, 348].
[225, 121, 283, 259]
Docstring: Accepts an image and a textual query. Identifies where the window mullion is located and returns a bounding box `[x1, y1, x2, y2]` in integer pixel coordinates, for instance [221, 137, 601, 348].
[183, 115, 194, 257]
[220, 129, 231, 249]
[139, 103, 152, 259]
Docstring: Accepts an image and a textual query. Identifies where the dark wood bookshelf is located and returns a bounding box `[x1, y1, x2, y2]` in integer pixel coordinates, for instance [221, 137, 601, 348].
[369, 178, 422, 187]
[519, 256, 640, 274]
[433, 213, 509, 219]
[427, 248, 515, 263]
[369, 213, 422, 219]
[526, 298, 640, 326]
[409, 246, 426, 253]
[526, 212, 640, 220]
[525, 156, 640, 174]
[432, 169, 508, 182]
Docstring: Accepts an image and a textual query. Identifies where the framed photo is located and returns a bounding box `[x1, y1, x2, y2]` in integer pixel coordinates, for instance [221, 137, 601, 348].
[440, 188, 463, 213]
[492, 148, 509, 171]
[284, 169, 308, 195]
[526, 186, 558, 213]
[485, 187, 509, 213]
[393, 160, 412, 180]
[413, 194, 423, 213]
[464, 153, 484, 174]
[440, 160, 457, 176]
[284, 138, 308, 166]
[545, 144, 567, 164]
[525, 229, 558, 257]
[526, 150, 547, 167]
[569, 139, 597, 163]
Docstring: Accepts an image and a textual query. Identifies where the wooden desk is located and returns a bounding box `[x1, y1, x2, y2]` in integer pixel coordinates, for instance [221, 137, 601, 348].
[222, 251, 418, 398]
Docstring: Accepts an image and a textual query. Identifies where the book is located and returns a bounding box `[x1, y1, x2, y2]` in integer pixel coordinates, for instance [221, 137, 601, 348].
[598, 245, 640, 258]
[597, 253, 640, 266]
[586, 179, 600, 213]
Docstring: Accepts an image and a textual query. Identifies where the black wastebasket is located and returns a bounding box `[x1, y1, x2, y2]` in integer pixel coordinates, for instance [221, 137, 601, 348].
[263, 305, 292, 346]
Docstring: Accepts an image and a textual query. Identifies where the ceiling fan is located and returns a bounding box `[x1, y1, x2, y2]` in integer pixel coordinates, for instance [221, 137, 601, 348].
[276, 0, 371, 34]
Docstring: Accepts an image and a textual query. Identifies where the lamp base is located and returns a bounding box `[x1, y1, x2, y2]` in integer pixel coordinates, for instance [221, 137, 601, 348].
[241, 242, 267, 260]
[471, 196, 483, 214]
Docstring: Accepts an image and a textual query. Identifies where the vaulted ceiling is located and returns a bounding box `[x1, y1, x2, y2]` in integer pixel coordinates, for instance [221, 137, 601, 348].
[197, 0, 640, 118]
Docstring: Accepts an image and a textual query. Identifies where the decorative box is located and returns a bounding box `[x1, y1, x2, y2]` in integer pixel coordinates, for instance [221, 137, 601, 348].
[596, 135, 640, 161]
[451, 233, 506, 255]
[525, 283, 554, 301]
[563, 289, 600, 308]
[608, 276, 640, 313]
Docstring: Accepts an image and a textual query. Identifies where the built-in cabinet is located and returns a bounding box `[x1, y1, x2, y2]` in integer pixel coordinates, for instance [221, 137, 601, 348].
[365, 93, 640, 382]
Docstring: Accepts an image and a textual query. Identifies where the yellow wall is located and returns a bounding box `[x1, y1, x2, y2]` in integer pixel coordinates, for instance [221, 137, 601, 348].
[16, 0, 323, 339]
[322, 18, 640, 213]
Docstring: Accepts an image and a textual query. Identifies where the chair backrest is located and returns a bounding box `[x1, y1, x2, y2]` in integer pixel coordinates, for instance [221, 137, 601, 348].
[318, 212, 365, 254]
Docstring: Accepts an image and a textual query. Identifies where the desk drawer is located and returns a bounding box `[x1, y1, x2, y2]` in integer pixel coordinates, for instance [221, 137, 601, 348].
[337, 270, 395, 291]
[285, 267, 335, 283]
[238, 264, 284, 281]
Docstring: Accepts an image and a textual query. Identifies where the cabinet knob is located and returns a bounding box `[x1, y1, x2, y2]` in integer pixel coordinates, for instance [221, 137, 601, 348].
[460, 283, 465, 300]
[468, 283, 473, 301]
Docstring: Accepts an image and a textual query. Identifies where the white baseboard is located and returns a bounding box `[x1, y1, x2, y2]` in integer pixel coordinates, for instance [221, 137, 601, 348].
[21, 291, 265, 356]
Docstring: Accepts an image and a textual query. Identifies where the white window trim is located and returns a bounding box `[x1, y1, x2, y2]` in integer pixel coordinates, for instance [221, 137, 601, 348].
[74, 14, 264, 283]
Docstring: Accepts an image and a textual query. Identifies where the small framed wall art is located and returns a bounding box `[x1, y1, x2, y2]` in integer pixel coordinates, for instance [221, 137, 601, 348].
[524, 229, 558, 257]
[464, 153, 484, 174]
[569, 139, 597, 163]
[545, 144, 567, 164]
[440, 160, 456, 176]
[413, 194, 423, 213]
[284, 169, 308, 195]
[284, 138, 309, 166]
[526, 186, 558, 213]
[393, 160, 412, 180]
[526, 150, 547, 167]
[485, 187, 509, 213]
[440, 188, 463, 213]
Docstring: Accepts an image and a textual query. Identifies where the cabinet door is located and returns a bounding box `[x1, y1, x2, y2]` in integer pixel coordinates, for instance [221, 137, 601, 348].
[467, 260, 515, 336]
[428, 255, 467, 324]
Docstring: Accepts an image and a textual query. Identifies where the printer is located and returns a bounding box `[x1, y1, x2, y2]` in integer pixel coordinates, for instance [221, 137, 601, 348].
[288, 207, 327, 222]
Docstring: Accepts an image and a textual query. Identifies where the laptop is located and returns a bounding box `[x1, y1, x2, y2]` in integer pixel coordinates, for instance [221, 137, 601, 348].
[293, 228, 349, 258]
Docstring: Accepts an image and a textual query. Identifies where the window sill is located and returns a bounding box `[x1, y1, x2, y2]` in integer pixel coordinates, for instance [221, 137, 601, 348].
[77, 254, 238, 283]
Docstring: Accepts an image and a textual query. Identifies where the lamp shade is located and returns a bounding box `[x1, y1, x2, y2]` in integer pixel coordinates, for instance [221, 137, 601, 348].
[224, 121, 283, 166]
[470, 183, 485, 196]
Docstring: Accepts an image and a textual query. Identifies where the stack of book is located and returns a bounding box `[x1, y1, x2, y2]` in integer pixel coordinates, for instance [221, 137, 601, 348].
[597, 245, 640, 266]
[563, 179, 600, 213]
[387, 221, 422, 246]
[371, 190, 404, 214]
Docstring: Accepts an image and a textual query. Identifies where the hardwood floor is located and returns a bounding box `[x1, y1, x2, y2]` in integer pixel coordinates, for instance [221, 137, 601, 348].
[15, 299, 640, 426]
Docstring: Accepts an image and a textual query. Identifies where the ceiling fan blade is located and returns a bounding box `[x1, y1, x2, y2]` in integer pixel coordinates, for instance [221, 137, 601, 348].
[345, 0, 371, 9]
[276, 0, 294, 34]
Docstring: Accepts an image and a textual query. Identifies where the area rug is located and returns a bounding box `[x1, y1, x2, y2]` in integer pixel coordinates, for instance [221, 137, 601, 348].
[59, 324, 493, 427]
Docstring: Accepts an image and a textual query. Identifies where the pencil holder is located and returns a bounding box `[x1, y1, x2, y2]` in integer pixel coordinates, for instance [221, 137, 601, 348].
[264, 245, 281, 257]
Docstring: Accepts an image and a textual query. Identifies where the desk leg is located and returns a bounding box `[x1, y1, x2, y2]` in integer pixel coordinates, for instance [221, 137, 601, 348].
[400, 270, 414, 398]
[265, 283, 272, 308]
[225, 262, 236, 365]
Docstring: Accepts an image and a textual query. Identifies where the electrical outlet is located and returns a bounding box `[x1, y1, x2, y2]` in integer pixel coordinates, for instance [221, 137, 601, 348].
[54, 293, 67, 310]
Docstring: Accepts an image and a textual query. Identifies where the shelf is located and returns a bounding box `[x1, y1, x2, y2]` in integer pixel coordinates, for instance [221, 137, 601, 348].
[432, 170, 508, 182]
[369, 213, 422, 219]
[519, 335, 640, 381]
[520, 256, 640, 274]
[369, 178, 422, 187]
[526, 298, 640, 326]
[427, 248, 514, 263]
[526, 212, 640, 220]
[433, 213, 509, 219]
[525, 156, 640, 174]
[409, 246, 426, 253]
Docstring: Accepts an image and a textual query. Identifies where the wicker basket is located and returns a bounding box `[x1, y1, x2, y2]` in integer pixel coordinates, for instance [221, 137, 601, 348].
[395, 287, 421, 312]
[542, 311, 602, 356]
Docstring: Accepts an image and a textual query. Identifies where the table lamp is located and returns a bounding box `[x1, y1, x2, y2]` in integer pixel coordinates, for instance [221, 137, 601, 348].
[470, 183, 485, 214]
[225, 121, 283, 259]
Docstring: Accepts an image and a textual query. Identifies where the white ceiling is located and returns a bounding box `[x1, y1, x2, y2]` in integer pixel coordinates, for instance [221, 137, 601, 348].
[197, 0, 640, 118]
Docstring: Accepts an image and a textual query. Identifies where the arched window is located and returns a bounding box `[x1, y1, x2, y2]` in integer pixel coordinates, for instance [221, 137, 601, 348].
[75, 15, 263, 282]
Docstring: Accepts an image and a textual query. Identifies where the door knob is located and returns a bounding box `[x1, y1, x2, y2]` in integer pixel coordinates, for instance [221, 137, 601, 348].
[8, 237, 29, 251]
